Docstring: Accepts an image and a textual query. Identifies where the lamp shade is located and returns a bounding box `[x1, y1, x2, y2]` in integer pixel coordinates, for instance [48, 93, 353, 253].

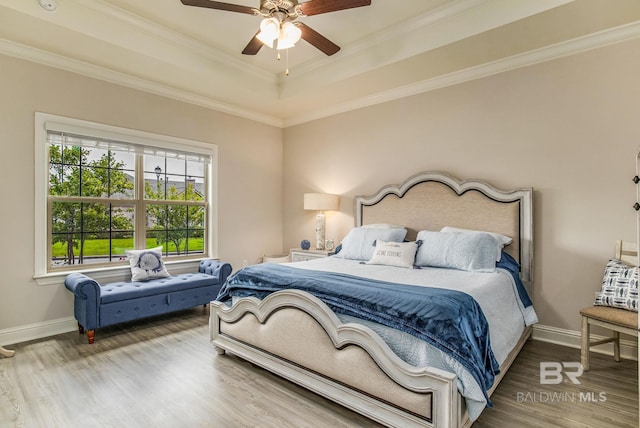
[304, 193, 339, 211]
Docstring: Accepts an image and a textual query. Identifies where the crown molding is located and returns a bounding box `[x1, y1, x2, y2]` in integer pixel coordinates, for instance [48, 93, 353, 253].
[283, 0, 574, 89]
[1, 18, 638, 129]
[0, 39, 283, 127]
[68, 0, 277, 85]
[283, 20, 640, 127]
[286, 0, 492, 80]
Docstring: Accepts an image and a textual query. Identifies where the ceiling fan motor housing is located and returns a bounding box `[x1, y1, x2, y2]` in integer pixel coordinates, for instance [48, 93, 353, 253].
[260, 0, 303, 18]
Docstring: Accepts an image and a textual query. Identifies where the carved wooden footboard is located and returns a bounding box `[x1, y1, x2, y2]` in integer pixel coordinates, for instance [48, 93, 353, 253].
[210, 290, 465, 428]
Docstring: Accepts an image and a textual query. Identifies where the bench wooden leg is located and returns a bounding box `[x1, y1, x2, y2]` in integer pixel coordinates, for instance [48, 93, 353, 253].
[87, 330, 95, 344]
[78, 322, 84, 335]
[580, 316, 590, 371]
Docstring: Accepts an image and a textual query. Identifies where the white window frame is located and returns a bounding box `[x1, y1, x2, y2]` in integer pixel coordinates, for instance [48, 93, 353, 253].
[34, 112, 218, 285]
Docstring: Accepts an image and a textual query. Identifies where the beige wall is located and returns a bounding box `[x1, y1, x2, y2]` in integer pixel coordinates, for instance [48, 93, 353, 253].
[0, 54, 283, 331]
[2, 37, 638, 342]
[283, 38, 640, 333]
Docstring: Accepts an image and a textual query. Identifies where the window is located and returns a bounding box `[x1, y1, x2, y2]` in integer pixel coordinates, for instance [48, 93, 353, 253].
[35, 113, 217, 278]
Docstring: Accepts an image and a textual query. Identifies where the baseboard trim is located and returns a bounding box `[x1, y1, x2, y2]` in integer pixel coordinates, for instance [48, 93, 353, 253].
[0, 317, 77, 347]
[532, 324, 638, 361]
[2, 319, 637, 363]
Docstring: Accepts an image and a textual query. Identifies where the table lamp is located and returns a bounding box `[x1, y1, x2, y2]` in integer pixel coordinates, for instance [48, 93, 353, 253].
[304, 193, 339, 250]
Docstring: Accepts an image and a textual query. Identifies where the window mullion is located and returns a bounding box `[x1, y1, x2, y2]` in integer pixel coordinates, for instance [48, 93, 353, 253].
[135, 154, 146, 250]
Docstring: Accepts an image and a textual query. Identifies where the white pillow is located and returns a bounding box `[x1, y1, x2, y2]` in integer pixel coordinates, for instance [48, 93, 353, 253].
[440, 226, 512, 261]
[366, 240, 418, 269]
[440, 226, 512, 245]
[126, 246, 170, 281]
[361, 223, 406, 230]
[338, 227, 407, 261]
[415, 231, 499, 272]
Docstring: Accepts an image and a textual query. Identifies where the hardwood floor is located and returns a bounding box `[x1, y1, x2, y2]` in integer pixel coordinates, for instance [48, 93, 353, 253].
[0, 307, 637, 427]
[474, 336, 638, 428]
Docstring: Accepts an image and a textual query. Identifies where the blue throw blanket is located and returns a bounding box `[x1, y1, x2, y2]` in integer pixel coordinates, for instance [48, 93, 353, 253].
[497, 252, 532, 308]
[217, 264, 500, 404]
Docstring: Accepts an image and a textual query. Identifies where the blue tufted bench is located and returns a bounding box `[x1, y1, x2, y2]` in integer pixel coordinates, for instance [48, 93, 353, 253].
[64, 259, 232, 343]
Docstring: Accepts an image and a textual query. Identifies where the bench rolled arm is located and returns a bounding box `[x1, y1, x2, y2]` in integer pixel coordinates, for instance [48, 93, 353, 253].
[64, 273, 100, 300]
[64, 272, 101, 331]
[199, 259, 233, 284]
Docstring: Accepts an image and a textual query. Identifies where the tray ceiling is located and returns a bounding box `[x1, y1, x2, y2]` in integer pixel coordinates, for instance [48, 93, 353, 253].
[1, 0, 639, 126]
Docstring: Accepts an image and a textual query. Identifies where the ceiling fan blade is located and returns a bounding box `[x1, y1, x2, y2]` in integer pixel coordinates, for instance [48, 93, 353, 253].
[299, 0, 371, 16]
[180, 0, 255, 15]
[242, 32, 263, 55]
[296, 23, 340, 56]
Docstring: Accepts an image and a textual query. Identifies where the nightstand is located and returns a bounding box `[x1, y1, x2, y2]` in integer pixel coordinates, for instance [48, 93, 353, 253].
[290, 248, 335, 262]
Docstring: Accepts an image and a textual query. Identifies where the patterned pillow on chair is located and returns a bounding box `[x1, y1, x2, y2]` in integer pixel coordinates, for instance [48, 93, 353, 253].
[594, 258, 638, 312]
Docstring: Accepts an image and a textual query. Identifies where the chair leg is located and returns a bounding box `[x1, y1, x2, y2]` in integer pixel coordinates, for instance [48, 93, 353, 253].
[580, 316, 590, 371]
[613, 331, 621, 362]
[78, 322, 84, 334]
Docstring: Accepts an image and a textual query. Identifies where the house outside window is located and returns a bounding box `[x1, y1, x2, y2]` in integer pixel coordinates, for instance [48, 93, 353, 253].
[35, 113, 218, 280]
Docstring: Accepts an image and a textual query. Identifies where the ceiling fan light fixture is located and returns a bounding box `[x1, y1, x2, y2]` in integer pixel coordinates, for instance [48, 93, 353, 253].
[256, 31, 275, 48]
[276, 32, 295, 50]
[276, 21, 301, 50]
[258, 17, 279, 41]
[256, 33, 274, 48]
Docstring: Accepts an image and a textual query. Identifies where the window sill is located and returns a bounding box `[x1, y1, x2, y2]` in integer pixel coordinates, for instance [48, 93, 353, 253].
[34, 257, 217, 286]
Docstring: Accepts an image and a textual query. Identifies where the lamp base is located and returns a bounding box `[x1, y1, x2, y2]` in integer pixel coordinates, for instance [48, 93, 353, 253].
[315, 211, 325, 250]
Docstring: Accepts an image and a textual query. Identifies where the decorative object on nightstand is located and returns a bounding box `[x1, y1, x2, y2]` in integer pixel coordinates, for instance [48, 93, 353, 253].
[290, 248, 335, 262]
[304, 193, 339, 250]
[325, 239, 335, 251]
[300, 239, 311, 250]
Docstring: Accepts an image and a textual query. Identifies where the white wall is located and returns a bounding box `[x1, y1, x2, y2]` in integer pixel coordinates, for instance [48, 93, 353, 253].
[283, 38, 640, 335]
[0, 54, 283, 335]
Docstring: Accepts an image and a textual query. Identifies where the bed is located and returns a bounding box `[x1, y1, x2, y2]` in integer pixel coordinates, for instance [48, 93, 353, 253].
[209, 171, 535, 428]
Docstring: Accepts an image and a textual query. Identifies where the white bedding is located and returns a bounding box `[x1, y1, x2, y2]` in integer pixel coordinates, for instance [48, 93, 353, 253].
[281, 255, 538, 420]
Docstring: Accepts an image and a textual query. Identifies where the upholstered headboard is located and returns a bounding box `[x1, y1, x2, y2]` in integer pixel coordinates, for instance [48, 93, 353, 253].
[354, 172, 534, 285]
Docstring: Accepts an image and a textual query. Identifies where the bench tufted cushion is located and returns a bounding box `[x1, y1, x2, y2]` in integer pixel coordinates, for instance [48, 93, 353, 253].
[100, 273, 220, 304]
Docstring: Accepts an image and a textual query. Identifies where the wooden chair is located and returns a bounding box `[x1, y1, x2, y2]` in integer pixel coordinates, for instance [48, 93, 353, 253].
[580, 241, 639, 371]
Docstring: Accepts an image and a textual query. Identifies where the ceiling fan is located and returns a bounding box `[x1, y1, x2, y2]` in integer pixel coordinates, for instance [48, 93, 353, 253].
[180, 0, 372, 57]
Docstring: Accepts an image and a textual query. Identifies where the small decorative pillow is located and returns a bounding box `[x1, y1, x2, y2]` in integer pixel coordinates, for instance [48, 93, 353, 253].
[594, 259, 638, 312]
[366, 240, 418, 269]
[338, 227, 407, 261]
[126, 246, 170, 281]
[414, 230, 499, 272]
